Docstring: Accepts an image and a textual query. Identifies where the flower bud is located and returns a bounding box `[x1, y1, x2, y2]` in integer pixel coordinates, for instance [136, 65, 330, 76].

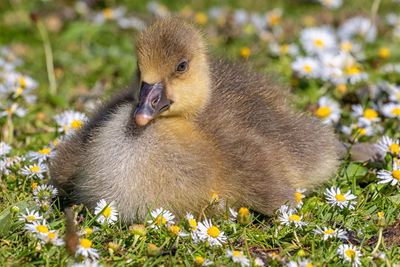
[237, 207, 251, 225]
[147, 243, 161, 256]
[11, 206, 19, 214]
[129, 224, 147, 236]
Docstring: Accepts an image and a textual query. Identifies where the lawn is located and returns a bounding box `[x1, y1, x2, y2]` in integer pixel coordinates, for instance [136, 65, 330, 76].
[1, 0, 400, 266]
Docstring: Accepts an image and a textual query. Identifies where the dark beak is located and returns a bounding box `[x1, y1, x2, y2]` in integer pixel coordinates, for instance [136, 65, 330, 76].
[134, 82, 171, 126]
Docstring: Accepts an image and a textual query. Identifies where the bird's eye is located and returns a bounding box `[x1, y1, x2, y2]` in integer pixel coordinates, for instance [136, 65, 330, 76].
[176, 61, 188, 73]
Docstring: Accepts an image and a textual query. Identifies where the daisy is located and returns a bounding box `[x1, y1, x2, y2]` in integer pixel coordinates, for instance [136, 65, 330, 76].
[92, 6, 126, 24]
[2, 155, 23, 169]
[383, 82, 400, 103]
[76, 238, 100, 259]
[54, 110, 88, 134]
[254, 257, 265, 266]
[20, 163, 48, 179]
[194, 256, 214, 266]
[79, 227, 97, 236]
[336, 244, 362, 266]
[195, 219, 227, 247]
[278, 205, 308, 229]
[227, 250, 250, 267]
[269, 42, 299, 57]
[0, 103, 27, 118]
[265, 9, 282, 28]
[381, 103, 400, 119]
[338, 16, 377, 43]
[287, 258, 314, 267]
[38, 230, 65, 246]
[344, 64, 368, 84]
[94, 199, 118, 225]
[314, 226, 347, 240]
[146, 1, 169, 18]
[315, 97, 341, 125]
[0, 141, 11, 156]
[319, 52, 347, 84]
[295, 188, 306, 208]
[25, 220, 51, 239]
[300, 26, 337, 55]
[33, 184, 58, 201]
[26, 147, 53, 163]
[377, 136, 399, 155]
[117, 16, 146, 31]
[341, 121, 375, 137]
[147, 207, 175, 229]
[377, 162, 400, 186]
[318, 0, 342, 9]
[19, 208, 43, 222]
[324, 186, 357, 210]
[185, 212, 198, 231]
[350, 105, 380, 124]
[291, 57, 320, 78]
[168, 225, 189, 237]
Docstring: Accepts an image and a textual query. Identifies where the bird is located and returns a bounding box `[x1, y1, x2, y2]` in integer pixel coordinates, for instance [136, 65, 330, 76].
[49, 18, 345, 224]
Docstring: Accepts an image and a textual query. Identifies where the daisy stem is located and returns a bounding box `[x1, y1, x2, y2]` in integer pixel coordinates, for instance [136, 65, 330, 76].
[132, 234, 140, 248]
[160, 237, 170, 249]
[243, 227, 251, 261]
[7, 115, 13, 144]
[370, 0, 382, 29]
[22, 176, 28, 194]
[293, 228, 302, 247]
[36, 20, 57, 95]
[371, 227, 383, 255]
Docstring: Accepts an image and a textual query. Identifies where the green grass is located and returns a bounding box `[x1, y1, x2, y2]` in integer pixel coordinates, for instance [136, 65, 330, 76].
[1, 0, 400, 266]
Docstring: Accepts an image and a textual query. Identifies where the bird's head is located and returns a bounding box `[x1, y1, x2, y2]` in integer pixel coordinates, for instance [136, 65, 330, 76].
[134, 18, 210, 126]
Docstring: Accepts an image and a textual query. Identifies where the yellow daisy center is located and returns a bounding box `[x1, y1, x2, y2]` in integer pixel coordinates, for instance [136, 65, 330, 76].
[195, 12, 208, 25]
[392, 108, 400, 116]
[268, 14, 280, 26]
[31, 183, 38, 190]
[102, 207, 112, 218]
[341, 42, 352, 52]
[16, 87, 23, 96]
[39, 148, 51, 154]
[316, 106, 331, 118]
[233, 251, 243, 257]
[27, 215, 36, 221]
[324, 229, 335, 235]
[363, 109, 378, 119]
[80, 238, 92, 249]
[335, 194, 346, 202]
[280, 44, 289, 54]
[71, 120, 82, 129]
[392, 170, 400, 180]
[289, 214, 301, 222]
[347, 66, 361, 75]
[314, 39, 325, 47]
[345, 249, 356, 259]
[303, 65, 312, 72]
[170, 225, 180, 235]
[156, 216, 166, 226]
[379, 47, 390, 59]
[195, 256, 204, 264]
[336, 84, 347, 94]
[48, 232, 56, 239]
[63, 125, 70, 131]
[306, 264, 314, 267]
[388, 144, 400, 154]
[85, 228, 93, 234]
[356, 128, 366, 135]
[36, 225, 49, 233]
[103, 8, 113, 19]
[295, 192, 303, 203]
[238, 207, 249, 216]
[53, 140, 58, 146]
[207, 226, 220, 238]
[189, 218, 197, 230]
[30, 166, 39, 172]
[377, 211, 384, 219]
[240, 47, 251, 59]
[20, 77, 26, 87]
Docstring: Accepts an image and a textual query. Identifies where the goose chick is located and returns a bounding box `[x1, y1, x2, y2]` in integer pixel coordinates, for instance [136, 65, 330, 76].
[50, 18, 340, 223]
